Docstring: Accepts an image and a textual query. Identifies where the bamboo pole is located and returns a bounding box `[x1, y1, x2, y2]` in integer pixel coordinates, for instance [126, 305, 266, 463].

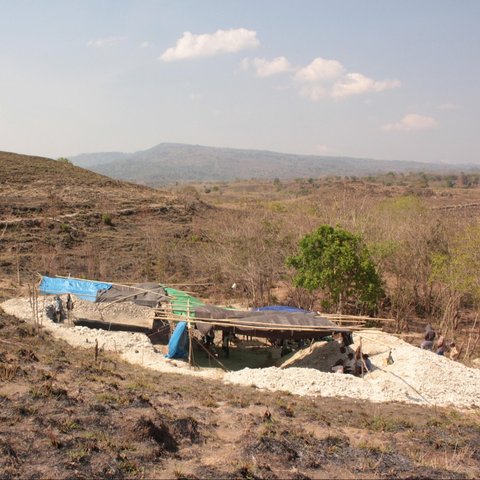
[359, 339, 364, 378]
[153, 304, 394, 324]
[187, 299, 193, 367]
[193, 337, 229, 372]
[51, 274, 191, 299]
[158, 314, 356, 330]
[317, 313, 396, 323]
[155, 313, 360, 332]
[159, 316, 359, 332]
[99, 281, 213, 287]
[53, 275, 166, 296]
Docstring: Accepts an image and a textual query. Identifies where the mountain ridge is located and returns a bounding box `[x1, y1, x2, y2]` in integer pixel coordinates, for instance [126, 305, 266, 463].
[70, 143, 476, 186]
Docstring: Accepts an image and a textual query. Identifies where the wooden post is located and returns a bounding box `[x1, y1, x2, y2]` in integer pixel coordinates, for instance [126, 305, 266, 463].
[360, 339, 364, 378]
[187, 299, 193, 367]
[16, 248, 21, 286]
[28, 277, 40, 333]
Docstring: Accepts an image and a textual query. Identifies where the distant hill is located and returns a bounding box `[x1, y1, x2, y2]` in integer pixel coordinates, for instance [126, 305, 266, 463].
[70, 143, 466, 186]
[69, 151, 130, 168]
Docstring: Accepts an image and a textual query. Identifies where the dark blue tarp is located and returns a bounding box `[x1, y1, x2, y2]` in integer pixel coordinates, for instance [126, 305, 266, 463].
[255, 305, 311, 313]
[39, 276, 112, 302]
[165, 321, 189, 359]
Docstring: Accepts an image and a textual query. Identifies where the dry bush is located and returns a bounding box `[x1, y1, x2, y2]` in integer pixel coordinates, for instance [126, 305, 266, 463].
[200, 209, 294, 306]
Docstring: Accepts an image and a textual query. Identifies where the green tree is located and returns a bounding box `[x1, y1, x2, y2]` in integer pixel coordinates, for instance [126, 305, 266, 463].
[287, 225, 383, 313]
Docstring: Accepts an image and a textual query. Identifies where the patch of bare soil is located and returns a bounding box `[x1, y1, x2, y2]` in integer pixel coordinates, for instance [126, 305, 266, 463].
[1, 308, 479, 479]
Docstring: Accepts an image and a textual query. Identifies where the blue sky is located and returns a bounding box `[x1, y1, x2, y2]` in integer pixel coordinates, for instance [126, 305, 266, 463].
[0, 0, 479, 164]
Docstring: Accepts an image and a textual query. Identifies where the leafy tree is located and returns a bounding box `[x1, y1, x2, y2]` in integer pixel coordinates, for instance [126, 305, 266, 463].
[287, 225, 383, 313]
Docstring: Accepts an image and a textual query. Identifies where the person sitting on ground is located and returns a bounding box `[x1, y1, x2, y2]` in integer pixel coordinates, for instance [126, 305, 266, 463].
[449, 342, 460, 361]
[436, 335, 447, 355]
[420, 324, 436, 350]
[343, 352, 355, 374]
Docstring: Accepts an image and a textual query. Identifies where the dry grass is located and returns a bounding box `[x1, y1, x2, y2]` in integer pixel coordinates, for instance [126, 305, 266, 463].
[1, 308, 479, 478]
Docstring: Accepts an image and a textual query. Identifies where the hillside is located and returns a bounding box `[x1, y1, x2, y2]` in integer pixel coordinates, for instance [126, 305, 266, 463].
[0, 151, 202, 297]
[70, 143, 466, 186]
[0, 151, 169, 215]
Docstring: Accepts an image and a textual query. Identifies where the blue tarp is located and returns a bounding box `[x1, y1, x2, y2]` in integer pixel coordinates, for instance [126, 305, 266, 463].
[165, 321, 189, 359]
[255, 305, 311, 313]
[39, 276, 112, 302]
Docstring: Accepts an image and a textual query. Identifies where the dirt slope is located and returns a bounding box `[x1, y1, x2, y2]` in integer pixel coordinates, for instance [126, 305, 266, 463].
[1, 308, 479, 479]
[0, 152, 205, 297]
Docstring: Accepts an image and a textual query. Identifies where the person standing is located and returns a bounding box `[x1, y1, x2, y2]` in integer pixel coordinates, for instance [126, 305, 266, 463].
[54, 295, 64, 323]
[66, 294, 74, 325]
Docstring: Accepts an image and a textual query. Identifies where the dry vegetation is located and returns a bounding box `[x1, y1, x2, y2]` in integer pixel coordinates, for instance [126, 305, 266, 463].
[1, 309, 479, 479]
[1, 153, 480, 357]
[2, 152, 480, 478]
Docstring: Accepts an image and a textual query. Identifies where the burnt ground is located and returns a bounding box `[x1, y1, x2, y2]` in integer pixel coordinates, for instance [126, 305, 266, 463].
[1, 308, 479, 479]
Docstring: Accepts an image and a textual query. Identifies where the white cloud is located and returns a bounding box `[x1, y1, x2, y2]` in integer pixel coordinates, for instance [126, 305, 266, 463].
[381, 113, 437, 132]
[242, 56, 291, 77]
[253, 57, 291, 77]
[241, 52, 399, 102]
[87, 36, 125, 48]
[295, 57, 345, 82]
[291, 56, 400, 102]
[159, 28, 259, 61]
[331, 73, 400, 99]
[140, 41, 152, 48]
